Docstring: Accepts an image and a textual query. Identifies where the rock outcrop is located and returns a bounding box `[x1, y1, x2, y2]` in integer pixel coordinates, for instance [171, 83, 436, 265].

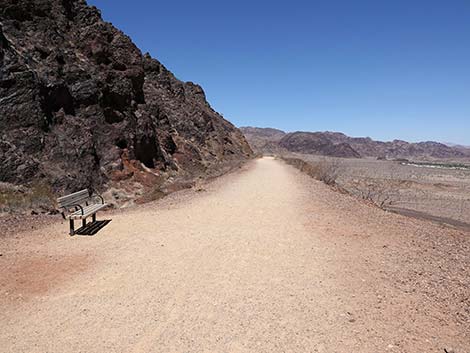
[0, 0, 252, 204]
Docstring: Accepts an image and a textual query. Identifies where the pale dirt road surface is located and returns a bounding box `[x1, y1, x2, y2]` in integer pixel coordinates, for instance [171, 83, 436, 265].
[1, 157, 469, 352]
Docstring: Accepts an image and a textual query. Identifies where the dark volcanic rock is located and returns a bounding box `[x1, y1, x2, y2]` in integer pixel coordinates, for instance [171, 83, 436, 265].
[279, 132, 361, 158]
[239, 127, 286, 154]
[0, 0, 252, 200]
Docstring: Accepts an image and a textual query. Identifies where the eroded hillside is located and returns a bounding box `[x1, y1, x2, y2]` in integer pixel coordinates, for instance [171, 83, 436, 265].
[0, 0, 252, 205]
[241, 127, 469, 160]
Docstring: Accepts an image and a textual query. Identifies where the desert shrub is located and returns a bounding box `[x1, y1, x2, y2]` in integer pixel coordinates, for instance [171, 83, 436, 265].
[0, 189, 24, 212]
[457, 198, 470, 221]
[281, 157, 340, 186]
[281, 156, 403, 210]
[312, 159, 340, 186]
[347, 178, 401, 209]
[0, 182, 55, 213]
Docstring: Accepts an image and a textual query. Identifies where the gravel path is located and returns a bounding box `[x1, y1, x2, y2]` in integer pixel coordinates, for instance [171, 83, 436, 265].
[1, 157, 469, 352]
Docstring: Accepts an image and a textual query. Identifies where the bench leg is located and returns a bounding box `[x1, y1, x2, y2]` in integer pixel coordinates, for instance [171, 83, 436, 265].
[92, 213, 96, 223]
[69, 219, 75, 236]
[82, 219, 87, 228]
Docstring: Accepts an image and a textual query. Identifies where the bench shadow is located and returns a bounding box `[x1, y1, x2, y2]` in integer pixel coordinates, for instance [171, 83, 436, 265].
[75, 220, 112, 236]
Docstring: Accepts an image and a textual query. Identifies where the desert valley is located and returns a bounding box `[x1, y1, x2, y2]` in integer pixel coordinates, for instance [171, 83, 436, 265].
[241, 127, 470, 230]
[0, 1, 469, 352]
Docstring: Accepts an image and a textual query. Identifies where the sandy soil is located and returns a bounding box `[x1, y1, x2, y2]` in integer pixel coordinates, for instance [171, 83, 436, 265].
[0, 157, 469, 352]
[290, 152, 470, 226]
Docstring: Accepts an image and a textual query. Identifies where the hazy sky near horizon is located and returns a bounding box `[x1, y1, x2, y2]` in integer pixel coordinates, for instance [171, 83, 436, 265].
[88, 0, 470, 144]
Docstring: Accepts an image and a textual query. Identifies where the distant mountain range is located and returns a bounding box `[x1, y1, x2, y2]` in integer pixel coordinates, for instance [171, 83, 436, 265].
[240, 127, 470, 160]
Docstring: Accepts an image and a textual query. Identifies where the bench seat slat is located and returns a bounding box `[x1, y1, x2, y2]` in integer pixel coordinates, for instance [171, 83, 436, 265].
[57, 189, 88, 202]
[57, 189, 90, 208]
[58, 196, 90, 208]
[67, 203, 107, 220]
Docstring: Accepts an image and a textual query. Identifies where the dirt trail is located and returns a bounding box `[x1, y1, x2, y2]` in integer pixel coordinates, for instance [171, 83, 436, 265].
[1, 157, 469, 353]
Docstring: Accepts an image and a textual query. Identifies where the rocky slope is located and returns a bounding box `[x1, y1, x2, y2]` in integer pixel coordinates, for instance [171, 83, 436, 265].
[242, 127, 469, 160]
[320, 131, 469, 160]
[0, 0, 252, 206]
[239, 127, 286, 154]
[278, 132, 361, 158]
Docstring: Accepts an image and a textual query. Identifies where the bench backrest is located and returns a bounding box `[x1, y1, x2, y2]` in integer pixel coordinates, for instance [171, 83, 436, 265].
[57, 189, 90, 209]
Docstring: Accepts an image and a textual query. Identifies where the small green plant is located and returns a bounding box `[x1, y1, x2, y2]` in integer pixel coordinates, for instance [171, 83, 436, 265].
[28, 181, 56, 209]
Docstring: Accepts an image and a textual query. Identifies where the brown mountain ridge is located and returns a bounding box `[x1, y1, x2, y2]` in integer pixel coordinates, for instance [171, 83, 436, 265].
[240, 127, 470, 160]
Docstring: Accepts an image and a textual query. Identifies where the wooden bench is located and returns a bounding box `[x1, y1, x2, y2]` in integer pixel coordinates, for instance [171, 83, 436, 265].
[57, 189, 107, 235]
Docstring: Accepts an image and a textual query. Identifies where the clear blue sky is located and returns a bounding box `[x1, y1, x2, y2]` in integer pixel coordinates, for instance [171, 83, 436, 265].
[88, 0, 470, 144]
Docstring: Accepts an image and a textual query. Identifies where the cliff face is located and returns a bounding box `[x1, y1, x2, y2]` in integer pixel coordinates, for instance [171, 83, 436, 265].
[0, 0, 252, 201]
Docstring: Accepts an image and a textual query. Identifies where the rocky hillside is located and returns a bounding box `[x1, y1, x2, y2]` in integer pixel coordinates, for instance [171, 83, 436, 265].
[240, 128, 360, 158]
[319, 132, 469, 159]
[242, 127, 469, 160]
[278, 132, 361, 158]
[239, 127, 286, 154]
[0, 0, 252, 205]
